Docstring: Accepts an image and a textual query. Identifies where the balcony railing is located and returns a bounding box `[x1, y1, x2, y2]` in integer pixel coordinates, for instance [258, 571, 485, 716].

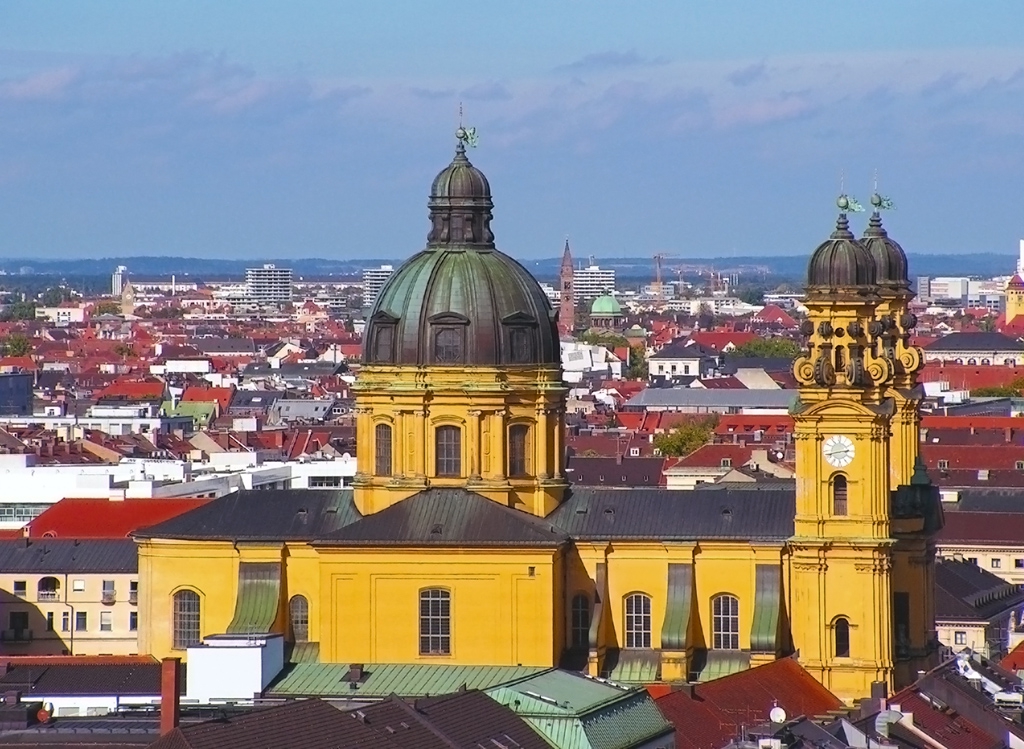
[0, 629, 33, 643]
[37, 590, 59, 602]
[129, 591, 138, 605]
[101, 591, 116, 605]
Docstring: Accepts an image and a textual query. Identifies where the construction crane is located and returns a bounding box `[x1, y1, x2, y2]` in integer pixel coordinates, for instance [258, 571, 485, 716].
[652, 253, 678, 305]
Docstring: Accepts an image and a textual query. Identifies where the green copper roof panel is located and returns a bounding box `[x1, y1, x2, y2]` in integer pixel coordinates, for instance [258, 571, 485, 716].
[225, 562, 281, 634]
[750, 564, 781, 653]
[267, 663, 546, 698]
[486, 670, 672, 749]
[581, 696, 673, 749]
[692, 650, 751, 682]
[660, 564, 693, 650]
[604, 650, 659, 684]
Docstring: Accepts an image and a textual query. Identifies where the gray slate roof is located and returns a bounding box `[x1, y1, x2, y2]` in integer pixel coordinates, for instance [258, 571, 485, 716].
[935, 558, 1024, 621]
[133, 489, 360, 542]
[623, 388, 797, 410]
[548, 487, 795, 541]
[924, 331, 1024, 352]
[317, 489, 569, 546]
[0, 662, 179, 696]
[0, 539, 137, 574]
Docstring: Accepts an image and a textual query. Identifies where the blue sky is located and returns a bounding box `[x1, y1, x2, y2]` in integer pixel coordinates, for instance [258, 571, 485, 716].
[1, 1, 1023, 261]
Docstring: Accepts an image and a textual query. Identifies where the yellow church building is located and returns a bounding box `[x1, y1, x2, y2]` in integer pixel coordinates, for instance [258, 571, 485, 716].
[134, 133, 943, 702]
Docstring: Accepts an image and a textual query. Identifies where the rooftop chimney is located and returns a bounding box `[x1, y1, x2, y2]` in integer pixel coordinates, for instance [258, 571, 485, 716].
[160, 657, 181, 736]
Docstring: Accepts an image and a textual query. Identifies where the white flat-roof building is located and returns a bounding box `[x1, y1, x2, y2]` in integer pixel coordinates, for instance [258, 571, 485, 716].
[362, 264, 395, 308]
[573, 265, 615, 301]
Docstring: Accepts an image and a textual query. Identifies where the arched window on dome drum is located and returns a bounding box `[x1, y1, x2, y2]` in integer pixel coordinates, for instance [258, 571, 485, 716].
[712, 594, 739, 650]
[834, 617, 850, 658]
[508, 424, 530, 477]
[832, 475, 848, 516]
[435, 426, 462, 477]
[375, 424, 392, 477]
[434, 328, 463, 364]
[172, 590, 201, 650]
[571, 594, 590, 648]
[624, 593, 652, 649]
[289, 595, 309, 642]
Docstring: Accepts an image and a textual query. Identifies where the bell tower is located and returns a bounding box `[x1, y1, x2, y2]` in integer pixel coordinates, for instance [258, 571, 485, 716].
[861, 193, 942, 687]
[790, 197, 898, 701]
[558, 239, 575, 337]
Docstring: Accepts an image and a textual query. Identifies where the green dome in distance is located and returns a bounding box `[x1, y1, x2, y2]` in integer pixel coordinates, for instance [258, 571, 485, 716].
[590, 294, 622, 316]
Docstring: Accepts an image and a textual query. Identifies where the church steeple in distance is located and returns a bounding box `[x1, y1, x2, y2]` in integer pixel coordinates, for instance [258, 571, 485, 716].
[558, 239, 575, 338]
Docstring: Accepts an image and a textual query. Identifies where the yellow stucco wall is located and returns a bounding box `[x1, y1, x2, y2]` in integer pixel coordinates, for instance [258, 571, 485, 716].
[316, 547, 561, 666]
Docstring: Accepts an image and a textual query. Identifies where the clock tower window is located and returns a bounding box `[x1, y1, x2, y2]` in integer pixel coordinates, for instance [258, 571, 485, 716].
[832, 475, 848, 516]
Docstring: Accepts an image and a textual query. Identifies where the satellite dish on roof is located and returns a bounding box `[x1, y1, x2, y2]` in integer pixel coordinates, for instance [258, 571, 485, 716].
[769, 705, 787, 724]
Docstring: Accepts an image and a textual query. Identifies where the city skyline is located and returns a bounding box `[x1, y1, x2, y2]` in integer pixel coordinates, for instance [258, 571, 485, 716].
[2, 2, 1024, 260]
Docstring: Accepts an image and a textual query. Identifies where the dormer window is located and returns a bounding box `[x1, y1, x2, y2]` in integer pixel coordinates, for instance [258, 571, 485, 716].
[503, 312, 538, 365]
[375, 326, 394, 362]
[428, 312, 470, 365]
[509, 328, 533, 363]
[434, 328, 463, 363]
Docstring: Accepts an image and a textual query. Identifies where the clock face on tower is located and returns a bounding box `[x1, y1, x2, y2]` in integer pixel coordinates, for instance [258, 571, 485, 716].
[822, 435, 855, 468]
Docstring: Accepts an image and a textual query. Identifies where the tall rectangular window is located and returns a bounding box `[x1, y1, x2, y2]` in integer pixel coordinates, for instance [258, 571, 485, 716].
[625, 593, 652, 649]
[100, 612, 112, 632]
[419, 589, 451, 655]
[375, 423, 393, 477]
[61, 612, 70, 632]
[129, 612, 138, 631]
[75, 612, 87, 631]
[46, 612, 54, 632]
[712, 594, 740, 650]
[435, 426, 461, 477]
[173, 590, 201, 649]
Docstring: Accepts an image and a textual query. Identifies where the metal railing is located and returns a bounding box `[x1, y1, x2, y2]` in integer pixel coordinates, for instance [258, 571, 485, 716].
[37, 590, 60, 601]
[101, 591, 117, 604]
[129, 591, 138, 605]
[0, 629, 33, 642]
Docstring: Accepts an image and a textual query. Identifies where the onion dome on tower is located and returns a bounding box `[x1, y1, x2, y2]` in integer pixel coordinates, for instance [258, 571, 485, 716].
[805, 195, 877, 294]
[362, 129, 560, 368]
[860, 193, 909, 294]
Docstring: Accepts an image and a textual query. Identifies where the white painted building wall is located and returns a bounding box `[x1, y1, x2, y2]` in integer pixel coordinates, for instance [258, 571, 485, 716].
[186, 634, 285, 703]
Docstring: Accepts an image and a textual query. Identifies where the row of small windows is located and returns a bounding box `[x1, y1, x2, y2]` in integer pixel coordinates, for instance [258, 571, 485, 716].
[374, 424, 533, 478]
[373, 325, 536, 364]
[171, 588, 856, 659]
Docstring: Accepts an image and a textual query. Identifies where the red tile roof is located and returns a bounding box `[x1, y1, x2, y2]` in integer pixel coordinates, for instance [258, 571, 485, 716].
[95, 378, 165, 401]
[714, 415, 794, 437]
[674, 444, 753, 467]
[689, 331, 757, 352]
[656, 658, 842, 749]
[753, 304, 798, 328]
[28, 498, 211, 539]
[921, 444, 1024, 470]
[920, 363, 1024, 391]
[1000, 640, 1024, 672]
[936, 511, 1024, 545]
[889, 690, 1000, 749]
[181, 385, 235, 412]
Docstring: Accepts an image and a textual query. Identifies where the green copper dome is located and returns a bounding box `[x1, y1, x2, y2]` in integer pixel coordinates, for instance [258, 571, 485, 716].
[363, 137, 560, 368]
[590, 294, 622, 316]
